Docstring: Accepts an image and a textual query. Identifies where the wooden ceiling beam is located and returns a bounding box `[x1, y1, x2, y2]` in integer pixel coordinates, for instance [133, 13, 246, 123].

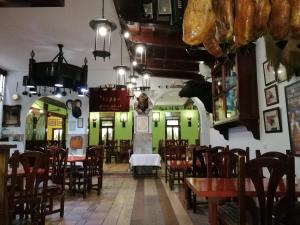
[0, 0, 64, 7]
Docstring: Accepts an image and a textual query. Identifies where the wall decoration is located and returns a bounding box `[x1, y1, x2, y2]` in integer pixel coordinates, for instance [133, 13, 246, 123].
[2, 105, 21, 127]
[89, 87, 129, 112]
[276, 63, 288, 83]
[263, 61, 276, 86]
[136, 116, 149, 133]
[77, 118, 83, 128]
[263, 107, 282, 133]
[68, 120, 76, 131]
[285, 81, 300, 155]
[264, 84, 279, 106]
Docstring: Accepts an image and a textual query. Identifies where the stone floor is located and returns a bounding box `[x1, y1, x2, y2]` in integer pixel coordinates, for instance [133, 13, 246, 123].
[45, 163, 209, 225]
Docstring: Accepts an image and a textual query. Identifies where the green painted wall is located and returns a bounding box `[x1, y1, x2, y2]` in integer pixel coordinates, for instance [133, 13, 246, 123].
[89, 112, 100, 145]
[114, 111, 133, 142]
[152, 111, 165, 153]
[88, 109, 199, 150]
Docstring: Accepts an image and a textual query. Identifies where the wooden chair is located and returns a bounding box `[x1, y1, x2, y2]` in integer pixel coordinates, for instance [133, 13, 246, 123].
[45, 147, 67, 217]
[230, 147, 250, 162]
[164, 139, 177, 183]
[218, 154, 296, 225]
[119, 140, 131, 163]
[8, 151, 49, 225]
[105, 140, 119, 163]
[210, 145, 229, 154]
[207, 150, 239, 178]
[255, 150, 289, 160]
[74, 146, 104, 197]
[176, 139, 188, 146]
[167, 145, 191, 190]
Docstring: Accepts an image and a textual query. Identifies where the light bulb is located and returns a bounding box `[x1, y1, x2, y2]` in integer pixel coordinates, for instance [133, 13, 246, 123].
[127, 83, 133, 89]
[143, 74, 150, 79]
[131, 77, 137, 83]
[136, 45, 144, 54]
[118, 68, 125, 76]
[123, 31, 130, 39]
[98, 26, 108, 37]
[132, 61, 137, 66]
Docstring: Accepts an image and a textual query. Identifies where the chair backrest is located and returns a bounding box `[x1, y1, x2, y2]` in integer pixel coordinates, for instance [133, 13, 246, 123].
[119, 140, 131, 151]
[255, 150, 289, 160]
[84, 146, 104, 176]
[230, 147, 250, 162]
[238, 154, 295, 225]
[210, 145, 229, 154]
[169, 145, 187, 161]
[192, 145, 210, 177]
[48, 147, 68, 186]
[8, 151, 49, 223]
[176, 139, 188, 146]
[207, 150, 239, 177]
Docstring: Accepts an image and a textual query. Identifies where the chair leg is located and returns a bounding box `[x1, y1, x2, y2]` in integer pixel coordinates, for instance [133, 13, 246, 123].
[97, 176, 101, 195]
[60, 194, 65, 218]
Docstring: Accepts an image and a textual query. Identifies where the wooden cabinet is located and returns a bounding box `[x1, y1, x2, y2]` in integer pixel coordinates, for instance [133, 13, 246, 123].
[211, 47, 259, 140]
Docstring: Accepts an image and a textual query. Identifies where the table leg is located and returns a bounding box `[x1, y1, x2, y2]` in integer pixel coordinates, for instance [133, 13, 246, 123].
[208, 200, 218, 225]
[185, 184, 192, 209]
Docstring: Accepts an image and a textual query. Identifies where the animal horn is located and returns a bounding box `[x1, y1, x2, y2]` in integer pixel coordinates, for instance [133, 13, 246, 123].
[74, 99, 82, 107]
[66, 100, 73, 110]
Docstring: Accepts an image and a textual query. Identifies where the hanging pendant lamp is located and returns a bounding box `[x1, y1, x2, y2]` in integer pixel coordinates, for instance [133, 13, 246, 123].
[89, 0, 117, 60]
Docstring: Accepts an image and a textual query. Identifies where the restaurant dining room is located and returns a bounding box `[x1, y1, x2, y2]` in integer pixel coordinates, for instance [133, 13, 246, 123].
[1, 0, 300, 225]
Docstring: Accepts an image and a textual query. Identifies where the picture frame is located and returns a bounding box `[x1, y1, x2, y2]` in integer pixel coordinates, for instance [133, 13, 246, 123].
[135, 115, 149, 133]
[2, 105, 21, 127]
[263, 107, 282, 133]
[285, 81, 300, 155]
[276, 63, 288, 83]
[77, 118, 83, 128]
[263, 60, 276, 86]
[264, 84, 279, 106]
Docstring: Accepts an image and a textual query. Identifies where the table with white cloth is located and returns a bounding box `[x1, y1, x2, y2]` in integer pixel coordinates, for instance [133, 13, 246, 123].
[129, 154, 161, 177]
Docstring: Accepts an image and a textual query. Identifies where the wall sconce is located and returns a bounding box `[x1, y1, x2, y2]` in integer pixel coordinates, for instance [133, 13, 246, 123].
[187, 112, 192, 127]
[92, 118, 97, 128]
[153, 112, 160, 127]
[120, 112, 128, 127]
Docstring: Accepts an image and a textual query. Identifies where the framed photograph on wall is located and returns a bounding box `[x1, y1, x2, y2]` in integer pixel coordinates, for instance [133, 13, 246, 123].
[77, 118, 83, 128]
[2, 105, 21, 127]
[264, 84, 279, 106]
[135, 116, 149, 133]
[263, 107, 282, 133]
[263, 61, 276, 86]
[285, 81, 300, 155]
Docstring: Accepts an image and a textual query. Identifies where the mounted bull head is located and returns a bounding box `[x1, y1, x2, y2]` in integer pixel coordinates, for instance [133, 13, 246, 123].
[66, 99, 82, 118]
[179, 80, 212, 113]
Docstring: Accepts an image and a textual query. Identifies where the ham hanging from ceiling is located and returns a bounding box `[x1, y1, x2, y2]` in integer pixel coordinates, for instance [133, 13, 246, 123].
[290, 0, 300, 38]
[213, 0, 234, 43]
[203, 26, 224, 58]
[234, 0, 255, 47]
[268, 0, 291, 40]
[253, 0, 271, 39]
[182, 0, 216, 46]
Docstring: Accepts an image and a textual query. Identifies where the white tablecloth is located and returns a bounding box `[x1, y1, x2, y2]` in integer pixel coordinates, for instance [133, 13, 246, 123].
[129, 154, 161, 167]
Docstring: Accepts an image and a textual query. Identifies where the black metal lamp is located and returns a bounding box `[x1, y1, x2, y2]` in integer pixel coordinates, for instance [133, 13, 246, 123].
[120, 112, 128, 127]
[113, 35, 129, 87]
[89, 0, 117, 60]
[153, 112, 160, 127]
[187, 112, 192, 127]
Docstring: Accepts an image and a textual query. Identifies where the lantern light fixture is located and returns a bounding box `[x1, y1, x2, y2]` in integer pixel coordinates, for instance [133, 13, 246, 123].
[89, 0, 117, 60]
[153, 112, 160, 127]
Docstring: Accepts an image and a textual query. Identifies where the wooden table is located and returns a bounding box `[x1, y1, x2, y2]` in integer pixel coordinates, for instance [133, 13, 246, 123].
[67, 155, 86, 194]
[185, 177, 300, 225]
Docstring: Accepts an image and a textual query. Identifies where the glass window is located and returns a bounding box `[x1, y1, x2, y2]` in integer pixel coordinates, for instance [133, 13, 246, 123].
[102, 120, 113, 127]
[166, 120, 179, 126]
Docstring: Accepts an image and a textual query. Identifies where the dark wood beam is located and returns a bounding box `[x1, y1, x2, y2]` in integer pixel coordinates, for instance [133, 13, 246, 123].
[0, 0, 64, 7]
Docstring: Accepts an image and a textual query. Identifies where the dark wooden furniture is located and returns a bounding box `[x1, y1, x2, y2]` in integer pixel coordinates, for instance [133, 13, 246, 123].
[0, 144, 16, 224]
[105, 140, 119, 163]
[211, 48, 259, 140]
[230, 147, 250, 162]
[218, 154, 296, 225]
[119, 140, 131, 163]
[45, 147, 68, 217]
[8, 151, 49, 225]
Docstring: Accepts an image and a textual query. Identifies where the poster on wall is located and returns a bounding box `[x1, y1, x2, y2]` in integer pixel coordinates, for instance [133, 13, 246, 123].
[89, 87, 129, 112]
[285, 81, 300, 155]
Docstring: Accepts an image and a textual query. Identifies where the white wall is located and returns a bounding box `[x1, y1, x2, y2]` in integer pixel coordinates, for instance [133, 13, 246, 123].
[209, 37, 300, 176]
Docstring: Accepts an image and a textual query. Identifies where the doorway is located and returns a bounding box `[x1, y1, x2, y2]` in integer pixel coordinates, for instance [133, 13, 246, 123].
[166, 119, 180, 140]
[100, 119, 114, 144]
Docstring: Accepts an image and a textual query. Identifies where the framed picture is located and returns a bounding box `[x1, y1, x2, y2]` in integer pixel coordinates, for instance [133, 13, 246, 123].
[285, 81, 300, 155]
[264, 84, 279, 106]
[77, 118, 83, 128]
[2, 105, 21, 127]
[135, 116, 149, 133]
[276, 63, 288, 83]
[263, 61, 276, 86]
[263, 107, 282, 133]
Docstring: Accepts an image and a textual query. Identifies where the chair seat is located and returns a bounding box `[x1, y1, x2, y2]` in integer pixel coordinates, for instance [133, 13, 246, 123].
[169, 160, 192, 169]
[218, 202, 239, 225]
[47, 180, 63, 194]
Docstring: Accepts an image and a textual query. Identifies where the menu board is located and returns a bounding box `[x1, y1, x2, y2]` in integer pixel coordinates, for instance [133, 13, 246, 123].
[89, 87, 129, 112]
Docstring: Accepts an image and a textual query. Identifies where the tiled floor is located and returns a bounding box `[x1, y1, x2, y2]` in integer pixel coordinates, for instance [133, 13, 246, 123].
[45, 164, 209, 225]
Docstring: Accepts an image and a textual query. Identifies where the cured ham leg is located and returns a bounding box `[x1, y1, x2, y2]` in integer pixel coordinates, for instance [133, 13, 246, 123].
[203, 26, 224, 58]
[234, 0, 255, 47]
[290, 0, 300, 38]
[253, 0, 271, 38]
[182, 0, 216, 46]
[268, 0, 291, 40]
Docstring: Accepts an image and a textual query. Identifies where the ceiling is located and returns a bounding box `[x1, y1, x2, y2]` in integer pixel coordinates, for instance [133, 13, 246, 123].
[0, 0, 212, 108]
